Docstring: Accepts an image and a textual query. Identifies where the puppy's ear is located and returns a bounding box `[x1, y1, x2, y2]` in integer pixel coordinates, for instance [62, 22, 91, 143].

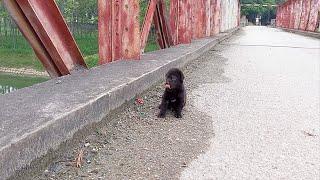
[165, 70, 171, 79]
[179, 70, 184, 83]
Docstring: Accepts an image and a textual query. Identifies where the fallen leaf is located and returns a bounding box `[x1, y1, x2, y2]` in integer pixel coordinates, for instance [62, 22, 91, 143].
[135, 98, 144, 105]
[75, 149, 84, 168]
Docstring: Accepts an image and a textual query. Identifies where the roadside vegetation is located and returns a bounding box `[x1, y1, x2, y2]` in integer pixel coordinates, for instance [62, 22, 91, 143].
[240, 0, 285, 25]
[0, 0, 162, 71]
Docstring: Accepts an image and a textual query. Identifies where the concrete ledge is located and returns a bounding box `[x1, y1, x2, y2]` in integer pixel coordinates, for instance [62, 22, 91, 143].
[279, 27, 320, 39]
[0, 27, 238, 179]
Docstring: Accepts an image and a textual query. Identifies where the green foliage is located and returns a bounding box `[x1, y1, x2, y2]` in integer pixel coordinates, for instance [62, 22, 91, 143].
[240, 0, 283, 25]
[0, 73, 48, 94]
[0, 0, 163, 71]
[0, 49, 44, 71]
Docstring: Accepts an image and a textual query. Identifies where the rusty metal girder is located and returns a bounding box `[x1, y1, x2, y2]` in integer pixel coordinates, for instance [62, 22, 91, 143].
[299, 0, 311, 30]
[140, 0, 158, 52]
[2, 0, 61, 78]
[16, 0, 87, 75]
[4, 0, 242, 71]
[98, 0, 140, 65]
[170, 0, 192, 45]
[169, 0, 179, 45]
[153, 0, 173, 49]
[98, 0, 112, 64]
[205, 0, 212, 37]
[237, 0, 241, 27]
[140, 0, 172, 52]
[209, 0, 215, 36]
[289, 0, 295, 29]
[293, 0, 302, 29]
[191, 0, 207, 39]
[306, 0, 320, 31]
[276, 0, 320, 32]
[3, 0, 87, 77]
[212, 0, 221, 35]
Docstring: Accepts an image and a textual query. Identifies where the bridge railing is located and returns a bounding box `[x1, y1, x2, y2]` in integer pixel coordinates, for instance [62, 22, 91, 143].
[2, 0, 240, 78]
[276, 0, 320, 32]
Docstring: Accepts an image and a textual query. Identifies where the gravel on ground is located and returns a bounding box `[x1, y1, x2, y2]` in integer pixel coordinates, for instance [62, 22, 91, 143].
[30, 39, 227, 180]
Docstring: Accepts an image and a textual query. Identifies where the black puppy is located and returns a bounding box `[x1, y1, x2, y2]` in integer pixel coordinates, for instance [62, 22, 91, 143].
[158, 68, 186, 118]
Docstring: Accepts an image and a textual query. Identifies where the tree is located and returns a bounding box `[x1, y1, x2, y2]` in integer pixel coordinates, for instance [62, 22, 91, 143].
[240, 0, 281, 25]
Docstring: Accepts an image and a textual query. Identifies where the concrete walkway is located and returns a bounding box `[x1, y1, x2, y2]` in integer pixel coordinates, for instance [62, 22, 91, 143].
[181, 26, 320, 179]
[29, 26, 319, 180]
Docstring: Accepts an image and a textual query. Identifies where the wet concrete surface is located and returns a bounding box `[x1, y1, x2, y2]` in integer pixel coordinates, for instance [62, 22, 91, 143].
[181, 26, 320, 179]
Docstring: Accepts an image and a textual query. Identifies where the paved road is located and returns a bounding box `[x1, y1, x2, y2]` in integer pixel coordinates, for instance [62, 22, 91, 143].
[181, 26, 320, 179]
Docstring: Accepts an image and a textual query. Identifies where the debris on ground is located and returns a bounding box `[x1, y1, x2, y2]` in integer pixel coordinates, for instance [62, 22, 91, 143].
[75, 149, 84, 168]
[135, 98, 144, 105]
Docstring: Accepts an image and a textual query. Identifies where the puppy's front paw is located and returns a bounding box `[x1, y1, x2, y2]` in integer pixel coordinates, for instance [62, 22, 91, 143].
[175, 113, 182, 118]
[158, 113, 166, 118]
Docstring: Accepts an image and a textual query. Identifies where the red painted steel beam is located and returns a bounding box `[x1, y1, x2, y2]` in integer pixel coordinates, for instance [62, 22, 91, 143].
[299, 0, 312, 30]
[170, 0, 179, 45]
[289, 0, 295, 29]
[192, 0, 206, 39]
[121, 0, 141, 59]
[294, 0, 303, 29]
[141, 0, 158, 52]
[15, 0, 87, 76]
[178, 0, 192, 43]
[98, 0, 112, 64]
[153, 0, 173, 49]
[205, 0, 212, 37]
[277, 0, 319, 32]
[306, 0, 320, 31]
[210, 0, 216, 36]
[2, 0, 61, 78]
[170, 0, 192, 45]
[111, 0, 124, 61]
[237, 0, 241, 27]
[98, 0, 140, 64]
[212, 0, 221, 35]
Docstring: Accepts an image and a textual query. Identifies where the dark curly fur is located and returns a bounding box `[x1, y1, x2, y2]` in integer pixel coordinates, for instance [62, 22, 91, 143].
[158, 68, 186, 118]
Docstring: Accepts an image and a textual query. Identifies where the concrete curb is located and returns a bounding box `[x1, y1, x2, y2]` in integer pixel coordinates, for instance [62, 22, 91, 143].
[278, 27, 320, 39]
[0, 27, 238, 180]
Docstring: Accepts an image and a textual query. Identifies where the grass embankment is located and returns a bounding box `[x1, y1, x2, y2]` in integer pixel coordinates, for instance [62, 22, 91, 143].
[0, 72, 48, 88]
[0, 34, 159, 71]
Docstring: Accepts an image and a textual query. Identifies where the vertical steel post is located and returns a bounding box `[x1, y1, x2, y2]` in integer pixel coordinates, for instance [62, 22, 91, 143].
[98, 0, 112, 64]
[121, 0, 140, 59]
[306, 0, 320, 31]
[98, 0, 140, 64]
[170, 0, 192, 45]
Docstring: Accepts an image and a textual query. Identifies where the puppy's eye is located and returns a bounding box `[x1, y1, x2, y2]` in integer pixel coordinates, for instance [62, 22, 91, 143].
[172, 77, 178, 81]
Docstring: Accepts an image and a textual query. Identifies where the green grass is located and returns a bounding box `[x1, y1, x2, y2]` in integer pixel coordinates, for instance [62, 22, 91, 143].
[84, 54, 99, 68]
[0, 35, 159, 71]
[83, 40, 159, 68]
[0, 28, 160, 71]
[75, 34, 98, 56]
[0, 72, 49, 94]
[0, 49, 44, 71]
[0, 34, 98, 71]
[145, 40, 159, 52]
